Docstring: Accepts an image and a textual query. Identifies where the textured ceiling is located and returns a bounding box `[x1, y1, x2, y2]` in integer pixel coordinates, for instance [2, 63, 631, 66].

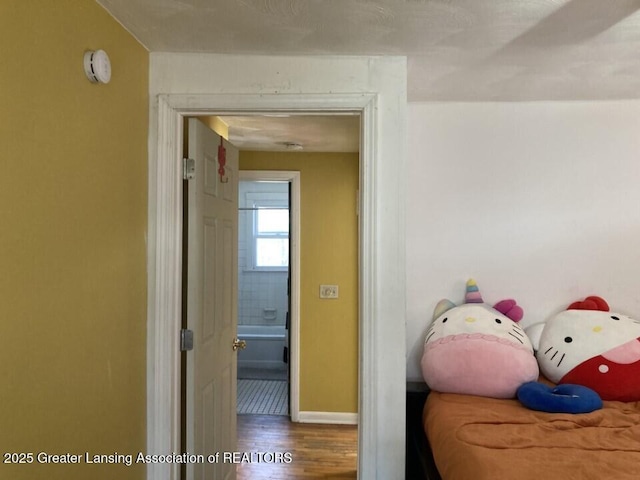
[220, 115, 360, 153]
[97, 0, 640, 150]
[98, 0, 640, 101]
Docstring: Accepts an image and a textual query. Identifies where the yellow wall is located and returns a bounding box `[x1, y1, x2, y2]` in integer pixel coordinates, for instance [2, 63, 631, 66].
[196, 116, 229, 140]
[240, 151, 359, 413]
[0, 2, 148, 479]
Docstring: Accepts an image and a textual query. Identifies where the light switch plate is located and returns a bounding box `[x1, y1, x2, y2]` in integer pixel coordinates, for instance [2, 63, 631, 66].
[320, 284, 339, 299]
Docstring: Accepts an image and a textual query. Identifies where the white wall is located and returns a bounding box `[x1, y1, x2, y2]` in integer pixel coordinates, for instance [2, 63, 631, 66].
[407, 100, 640, 381]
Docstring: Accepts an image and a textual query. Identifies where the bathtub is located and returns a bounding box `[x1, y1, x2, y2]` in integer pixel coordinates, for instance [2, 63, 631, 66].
[237, 324, 287, 371]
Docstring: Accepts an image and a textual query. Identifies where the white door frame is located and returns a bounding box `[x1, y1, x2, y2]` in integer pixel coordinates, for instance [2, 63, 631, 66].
[238, 169, 301, 421]
[146, 92, 397, 480]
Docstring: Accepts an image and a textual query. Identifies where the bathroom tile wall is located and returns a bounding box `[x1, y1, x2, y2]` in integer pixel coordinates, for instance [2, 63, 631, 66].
[238, 269, 288, 326]
[238, 181, 289, 327]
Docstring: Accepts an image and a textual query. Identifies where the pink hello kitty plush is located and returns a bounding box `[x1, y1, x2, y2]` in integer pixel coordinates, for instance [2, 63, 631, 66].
[527, 296, 640, 402]
[421, 280, 539, 398]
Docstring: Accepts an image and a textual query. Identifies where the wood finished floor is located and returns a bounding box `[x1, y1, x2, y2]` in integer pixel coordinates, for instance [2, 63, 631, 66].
[237, 414, 358, 479]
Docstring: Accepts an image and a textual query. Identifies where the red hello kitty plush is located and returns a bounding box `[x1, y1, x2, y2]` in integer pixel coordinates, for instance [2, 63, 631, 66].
[527, 296, 640, 402]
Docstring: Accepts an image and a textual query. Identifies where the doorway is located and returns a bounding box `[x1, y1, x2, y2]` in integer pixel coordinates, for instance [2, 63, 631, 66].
[236, 177, 291, 416]
[147, 88, 407, 480]
[181, 111, 360, 469]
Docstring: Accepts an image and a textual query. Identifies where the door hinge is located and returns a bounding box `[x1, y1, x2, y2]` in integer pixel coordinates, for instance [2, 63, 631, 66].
[180, 328, 194, 351]
[183, 158, 196, 180]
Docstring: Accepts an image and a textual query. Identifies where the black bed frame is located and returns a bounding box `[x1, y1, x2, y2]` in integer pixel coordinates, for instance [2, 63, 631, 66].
[406, 382, 442, 480]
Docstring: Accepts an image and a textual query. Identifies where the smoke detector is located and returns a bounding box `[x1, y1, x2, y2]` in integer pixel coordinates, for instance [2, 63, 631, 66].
[84, 50, 111, 84]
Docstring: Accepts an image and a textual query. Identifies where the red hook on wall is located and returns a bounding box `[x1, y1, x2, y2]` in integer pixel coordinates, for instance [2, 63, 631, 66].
[218, 136, 228, 183]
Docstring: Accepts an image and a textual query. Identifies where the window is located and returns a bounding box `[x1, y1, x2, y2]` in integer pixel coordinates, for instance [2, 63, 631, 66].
[254, 206, 289, 268]
[240, 187, 290, 271]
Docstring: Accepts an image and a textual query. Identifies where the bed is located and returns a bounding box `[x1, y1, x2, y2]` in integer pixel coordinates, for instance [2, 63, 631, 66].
[421, 388, 640, 480]
[412, 285, 640, 479]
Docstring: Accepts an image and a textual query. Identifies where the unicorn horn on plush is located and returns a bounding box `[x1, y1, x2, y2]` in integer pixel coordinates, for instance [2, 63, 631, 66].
[421, 279, 539, 398]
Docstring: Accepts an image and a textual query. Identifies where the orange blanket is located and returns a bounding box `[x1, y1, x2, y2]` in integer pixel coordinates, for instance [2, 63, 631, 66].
[423, 392, 640, 480]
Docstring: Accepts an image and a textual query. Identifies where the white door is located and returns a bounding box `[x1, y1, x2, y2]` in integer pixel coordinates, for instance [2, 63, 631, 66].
[185, 118, 239, 480]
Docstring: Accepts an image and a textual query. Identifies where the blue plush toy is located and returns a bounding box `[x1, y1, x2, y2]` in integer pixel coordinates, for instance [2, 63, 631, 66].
[517, 382, 603, 414]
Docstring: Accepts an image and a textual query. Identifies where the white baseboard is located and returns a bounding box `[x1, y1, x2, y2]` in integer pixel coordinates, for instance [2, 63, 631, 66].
[297, 411, 358, 425]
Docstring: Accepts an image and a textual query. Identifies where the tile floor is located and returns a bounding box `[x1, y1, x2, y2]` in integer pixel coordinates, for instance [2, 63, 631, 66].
[237, 379, 289, 415]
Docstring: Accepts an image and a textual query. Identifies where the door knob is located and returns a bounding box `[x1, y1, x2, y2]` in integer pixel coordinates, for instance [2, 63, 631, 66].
[232, 338, 247, 351]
